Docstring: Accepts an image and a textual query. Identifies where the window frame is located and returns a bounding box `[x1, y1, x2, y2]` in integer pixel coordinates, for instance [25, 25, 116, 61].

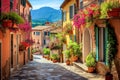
[63, 11, 66, 21]
[79, 0, 83, 9]
[69, 4, 75, 19]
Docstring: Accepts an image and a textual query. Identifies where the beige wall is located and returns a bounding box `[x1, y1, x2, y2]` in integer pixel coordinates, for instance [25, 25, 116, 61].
[32, 30, 42, 48]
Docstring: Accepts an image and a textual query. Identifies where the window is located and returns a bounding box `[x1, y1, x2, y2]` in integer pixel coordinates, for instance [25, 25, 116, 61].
[33, 32, 35, 35]
[36, 32, 40, 35]
[10, 0, 13, 10]
[44, 32, 47, 35]
[98, 0, 104, 4]
[95, 27, 107, 62]
[69, 4, 74, 19]
[63, 11, 66, 21]
[21, 0, 26, 7]
[80, 0, 83, 9]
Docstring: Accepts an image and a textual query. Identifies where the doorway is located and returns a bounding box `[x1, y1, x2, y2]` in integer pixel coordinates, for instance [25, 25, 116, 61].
[0, 42, 2, 80]
[11, 34, 14, 68]
[83, 28, 91, 62]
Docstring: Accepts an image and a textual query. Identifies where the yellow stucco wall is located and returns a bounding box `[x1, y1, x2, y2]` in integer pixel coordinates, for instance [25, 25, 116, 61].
[61, 0, 76, 44]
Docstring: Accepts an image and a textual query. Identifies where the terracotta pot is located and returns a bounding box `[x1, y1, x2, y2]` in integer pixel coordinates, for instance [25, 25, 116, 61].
[107, 8, 120, 17]
[2, 20, 13, 28]
[105, 73, 113, 80]
[66, 60, 70, 65]
[53, 60, 57, 63]
[69, 30, 73, 34]
[88, 67, 95, 73]
[72, 56, 78, 62]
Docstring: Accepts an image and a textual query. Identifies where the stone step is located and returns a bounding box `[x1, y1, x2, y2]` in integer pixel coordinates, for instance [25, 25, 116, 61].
[73, 62, 88, 72]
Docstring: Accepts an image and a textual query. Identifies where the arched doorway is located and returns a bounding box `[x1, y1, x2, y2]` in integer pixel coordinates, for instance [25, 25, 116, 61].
[83, 28, 91, 62]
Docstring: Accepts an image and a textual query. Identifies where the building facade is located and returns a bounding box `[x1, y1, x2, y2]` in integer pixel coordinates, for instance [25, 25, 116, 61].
[61, 0, 120, 79]
[0, 0, 32, 79]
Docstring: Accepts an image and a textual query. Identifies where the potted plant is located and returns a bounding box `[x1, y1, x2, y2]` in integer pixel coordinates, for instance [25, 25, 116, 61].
[86, 52, 96, 73]
[50, 54, 59, 63]
[43, 48, 50, 59]
[19, 44, 26, 51]
[1, 12, 24, 28]
[56, 33, 66, 44]
[73, 4, 100, 28]
[68, 40, 82, 62]
[63, 49, 71, 65]
[64, 23, 73, 34]
[100, 1, 120, 18]
[1, 13, 13, 28]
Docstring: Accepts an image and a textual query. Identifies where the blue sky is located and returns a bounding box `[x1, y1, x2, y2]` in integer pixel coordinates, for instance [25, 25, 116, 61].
[29, 0, 64, 10]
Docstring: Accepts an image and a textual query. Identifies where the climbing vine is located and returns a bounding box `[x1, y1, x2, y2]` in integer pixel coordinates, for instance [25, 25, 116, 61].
[106, 23, 118, 71]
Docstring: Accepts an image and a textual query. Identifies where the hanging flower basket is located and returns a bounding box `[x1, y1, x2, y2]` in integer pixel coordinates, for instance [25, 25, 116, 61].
[20, 42, 30, 48]
[107, 8, 120, 17]
[2, 20, 13, 28]
[19, 44, 26, 51]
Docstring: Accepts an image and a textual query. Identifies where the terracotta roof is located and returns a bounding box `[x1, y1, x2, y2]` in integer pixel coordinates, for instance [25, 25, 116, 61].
[50, 27, 62, 33]
[32, 26, 52, 31]
[27, 0, 32, 8]
[60, 0, 69, 8]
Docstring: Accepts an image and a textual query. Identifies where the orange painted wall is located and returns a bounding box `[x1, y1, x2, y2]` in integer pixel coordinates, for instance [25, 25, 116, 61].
[0, 29, 11, 79]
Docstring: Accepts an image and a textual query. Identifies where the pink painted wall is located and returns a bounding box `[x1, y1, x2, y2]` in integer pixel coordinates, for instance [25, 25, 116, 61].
[1, 0, 10, 12]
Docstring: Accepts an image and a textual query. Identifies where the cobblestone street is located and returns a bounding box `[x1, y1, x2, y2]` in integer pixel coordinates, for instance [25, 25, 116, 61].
[10, 54, 104, 80]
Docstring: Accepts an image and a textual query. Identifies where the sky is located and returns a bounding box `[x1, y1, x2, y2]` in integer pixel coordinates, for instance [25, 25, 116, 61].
[29, 0, 64, 10]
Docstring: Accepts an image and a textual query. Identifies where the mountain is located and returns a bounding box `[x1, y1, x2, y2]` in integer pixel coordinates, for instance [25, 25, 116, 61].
[31, 7, 62, 27]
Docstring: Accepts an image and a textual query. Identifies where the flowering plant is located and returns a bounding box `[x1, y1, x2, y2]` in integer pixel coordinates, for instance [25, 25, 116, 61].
[18, 22, 31, 32]
[73, 10, 86, 28]
[25, 38, 35, 45]
[73, 4, 100, 28]
[20, 41, 30, 47]
[64, 23, 73, 34]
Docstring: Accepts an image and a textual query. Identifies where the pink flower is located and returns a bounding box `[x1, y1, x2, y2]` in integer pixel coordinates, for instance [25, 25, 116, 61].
[19, 22, 32, 32]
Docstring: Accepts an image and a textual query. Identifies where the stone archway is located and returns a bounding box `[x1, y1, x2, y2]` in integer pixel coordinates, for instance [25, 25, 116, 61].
[83, 28, 91, 62]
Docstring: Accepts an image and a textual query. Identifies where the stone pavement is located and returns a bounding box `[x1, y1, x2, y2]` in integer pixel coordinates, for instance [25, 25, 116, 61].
[10, 54, 104, 80]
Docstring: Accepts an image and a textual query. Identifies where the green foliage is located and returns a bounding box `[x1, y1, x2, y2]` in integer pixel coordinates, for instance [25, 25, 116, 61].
[100, 1, 120, 18]
[32, 49, 37, 53]
[43, 48, 50, 55]
[63, 49, 71, 59]
[106, 24, 117, 70]
[64, 22, 73, 34]
[50, 54, 59, 60]
[1, 12, 24, 24]
[68, 40, 82, 57]
[86, 52, 96, 67]
[56, 33, 66, 43]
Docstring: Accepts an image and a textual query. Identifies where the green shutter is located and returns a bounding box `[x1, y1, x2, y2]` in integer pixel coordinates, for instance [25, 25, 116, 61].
[105, 27, 108, 65]
[95, 27, 99, 61]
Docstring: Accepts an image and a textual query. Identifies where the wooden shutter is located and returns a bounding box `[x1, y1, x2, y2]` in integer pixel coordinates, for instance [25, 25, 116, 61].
[95, 27, 99, 61]
[105, 27, 108, 65]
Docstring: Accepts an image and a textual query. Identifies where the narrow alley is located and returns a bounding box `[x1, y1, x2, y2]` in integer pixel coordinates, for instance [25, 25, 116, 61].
[10, 54, 104, 80]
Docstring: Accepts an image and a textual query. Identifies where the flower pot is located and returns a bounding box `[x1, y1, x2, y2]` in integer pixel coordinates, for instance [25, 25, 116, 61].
[53, 60, 57, 63]
[105, 73, 113, 80]
[66, 60, 70, 65]
[88, 67, 95, 73]
[69, 30, 73, 34]
[2, 20, 13, 28]
[95, 19, 106, 27]
[72, 56, 78, 62]
[107, 8, 120, 17]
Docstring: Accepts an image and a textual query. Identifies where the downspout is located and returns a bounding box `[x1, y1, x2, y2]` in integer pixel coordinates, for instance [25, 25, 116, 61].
[60, 8, 63, 32]
[0, 0, 1, 16]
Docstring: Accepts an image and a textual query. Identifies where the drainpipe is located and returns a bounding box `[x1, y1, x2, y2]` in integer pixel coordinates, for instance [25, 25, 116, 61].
[0, 0, 1, 16]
